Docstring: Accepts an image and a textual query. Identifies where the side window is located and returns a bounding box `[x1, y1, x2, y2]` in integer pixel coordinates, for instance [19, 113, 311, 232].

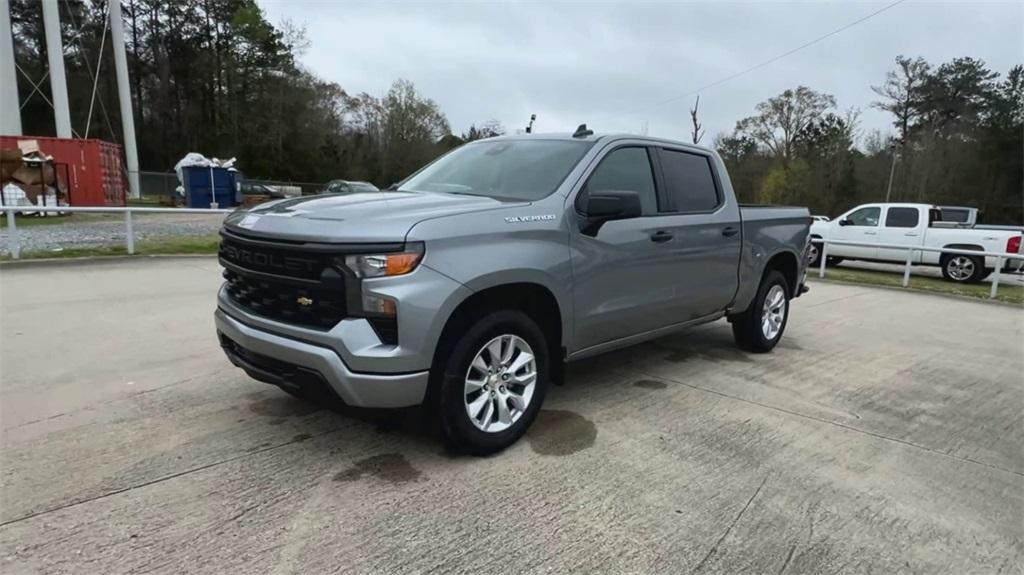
[584, 147, 658, 215]
[885, 207, 919, 228]
[846, 207, 881, 226]
[658, 149, 720, 212]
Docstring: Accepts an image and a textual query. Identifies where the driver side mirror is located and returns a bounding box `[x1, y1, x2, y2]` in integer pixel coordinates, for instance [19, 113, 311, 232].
[578, 189, 642, 236]
[838, 218, 852, 226]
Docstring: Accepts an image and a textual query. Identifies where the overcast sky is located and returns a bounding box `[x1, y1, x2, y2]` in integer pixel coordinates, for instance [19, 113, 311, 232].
[259, 1, 1022, 145]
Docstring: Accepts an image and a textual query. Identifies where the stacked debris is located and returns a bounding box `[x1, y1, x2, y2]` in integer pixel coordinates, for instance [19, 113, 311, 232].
[0, 140, 66, 214]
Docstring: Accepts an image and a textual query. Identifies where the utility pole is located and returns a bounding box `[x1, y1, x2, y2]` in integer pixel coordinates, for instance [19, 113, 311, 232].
[41, 0, 72, 138]
[109, 0, 140, 198]
[0, 0, 21, 135]
[884, 143, 898, 203]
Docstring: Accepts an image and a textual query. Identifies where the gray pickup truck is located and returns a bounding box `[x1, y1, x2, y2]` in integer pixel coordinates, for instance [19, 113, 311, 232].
[215, 130, 811, 454]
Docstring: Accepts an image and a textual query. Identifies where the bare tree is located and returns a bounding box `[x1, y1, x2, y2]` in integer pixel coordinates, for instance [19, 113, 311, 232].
[689, 96, 705, 144]
[871, 55, 930, 144]
[735, 86, 836, 165]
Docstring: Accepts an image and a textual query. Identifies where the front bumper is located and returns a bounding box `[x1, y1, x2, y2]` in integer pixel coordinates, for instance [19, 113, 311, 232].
[215, 309, 428, 408]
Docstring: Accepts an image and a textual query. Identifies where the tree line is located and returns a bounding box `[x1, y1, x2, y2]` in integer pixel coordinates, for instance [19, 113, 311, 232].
[716, 57, 1022, 224]
[8, 1, 1022, 222]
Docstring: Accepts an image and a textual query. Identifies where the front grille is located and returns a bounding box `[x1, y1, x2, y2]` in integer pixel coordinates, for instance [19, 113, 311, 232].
[219, 230, 350, 330]
[222, 269, 346, 329]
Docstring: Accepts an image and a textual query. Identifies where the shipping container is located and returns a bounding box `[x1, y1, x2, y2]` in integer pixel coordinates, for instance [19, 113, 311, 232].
[0, 135, 128, 206]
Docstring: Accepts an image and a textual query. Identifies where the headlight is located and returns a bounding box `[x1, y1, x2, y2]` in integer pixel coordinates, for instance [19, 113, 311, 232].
[342, 243, 424, 278]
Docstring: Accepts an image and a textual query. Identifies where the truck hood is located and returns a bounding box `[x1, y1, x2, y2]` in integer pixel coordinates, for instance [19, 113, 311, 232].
[223, 191, 527, 243]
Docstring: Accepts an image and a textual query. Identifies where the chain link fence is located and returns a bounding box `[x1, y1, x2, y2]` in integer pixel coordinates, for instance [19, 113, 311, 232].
[135, 170, 328, 206]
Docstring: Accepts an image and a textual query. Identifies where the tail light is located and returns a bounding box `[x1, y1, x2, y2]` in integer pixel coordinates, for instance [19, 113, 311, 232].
[1008, 236, 1022, 254]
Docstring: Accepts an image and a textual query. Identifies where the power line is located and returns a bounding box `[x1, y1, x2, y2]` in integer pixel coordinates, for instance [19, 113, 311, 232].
[633, 0, 908, 114]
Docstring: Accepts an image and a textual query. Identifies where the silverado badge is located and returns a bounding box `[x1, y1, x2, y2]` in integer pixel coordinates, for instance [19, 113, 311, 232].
[296, 296, 314, 306]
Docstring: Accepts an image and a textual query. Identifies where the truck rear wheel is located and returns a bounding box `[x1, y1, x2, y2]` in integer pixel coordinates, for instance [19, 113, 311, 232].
[941, 254, 985, 283]
[436, 310, 550, 455]
[731, 270, 790, 353]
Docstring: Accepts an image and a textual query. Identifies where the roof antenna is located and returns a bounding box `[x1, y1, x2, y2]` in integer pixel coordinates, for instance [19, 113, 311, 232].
[572, 123, 593, 138]
[525, 113, 536, 134]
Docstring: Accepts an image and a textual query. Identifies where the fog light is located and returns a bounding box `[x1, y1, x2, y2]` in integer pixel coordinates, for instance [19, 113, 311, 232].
[362, 293, 397, 317]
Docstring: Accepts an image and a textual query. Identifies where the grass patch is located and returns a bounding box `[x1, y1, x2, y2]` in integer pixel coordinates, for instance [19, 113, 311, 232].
[2, 234, 220, 261]
[812, 265, 1024, 305]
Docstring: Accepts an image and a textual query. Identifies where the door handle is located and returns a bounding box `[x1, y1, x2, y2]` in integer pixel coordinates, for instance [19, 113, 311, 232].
[650, 231, 674, 243]
[904, 232, 919, 237]
[864, 231, 878, 235]
[722, 226, 739, 237]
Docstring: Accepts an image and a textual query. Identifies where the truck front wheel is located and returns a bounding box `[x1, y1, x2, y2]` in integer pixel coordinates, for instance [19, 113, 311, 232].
[436, 310, 550, 455]
[730, 270, 790, 353]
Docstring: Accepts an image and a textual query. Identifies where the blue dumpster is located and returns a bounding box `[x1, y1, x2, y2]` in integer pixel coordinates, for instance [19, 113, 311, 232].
[183, 166, 238, 209]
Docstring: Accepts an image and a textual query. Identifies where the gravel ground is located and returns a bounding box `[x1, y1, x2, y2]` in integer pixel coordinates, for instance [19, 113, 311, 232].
[0, 213, 226, 255]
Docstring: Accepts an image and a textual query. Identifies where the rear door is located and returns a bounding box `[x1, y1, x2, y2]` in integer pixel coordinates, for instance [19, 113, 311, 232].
[877, 206, 926, 262]
[652, 147, 741, 318]
[830, 206, 881, 259]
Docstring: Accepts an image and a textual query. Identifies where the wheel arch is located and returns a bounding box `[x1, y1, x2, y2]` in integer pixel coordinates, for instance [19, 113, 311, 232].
[763, 250, 801, 298]
[430, 282, 565, 387]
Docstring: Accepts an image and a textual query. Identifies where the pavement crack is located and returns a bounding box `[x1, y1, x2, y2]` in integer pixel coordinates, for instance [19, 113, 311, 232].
[776, 544, 796, 575]
[636, 369, 1023, 478]
[0, 427, 342, 529]
[692, 475, 768, 573]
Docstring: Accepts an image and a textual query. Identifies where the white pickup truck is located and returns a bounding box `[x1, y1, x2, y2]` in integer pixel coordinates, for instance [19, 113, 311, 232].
[809, 203, 1023, 283]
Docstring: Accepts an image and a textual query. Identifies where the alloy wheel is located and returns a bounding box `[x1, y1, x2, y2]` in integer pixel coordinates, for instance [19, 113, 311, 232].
[761, 285, 787, 340]
[463, 334, 537, 433]
[947, 256, 975, 281]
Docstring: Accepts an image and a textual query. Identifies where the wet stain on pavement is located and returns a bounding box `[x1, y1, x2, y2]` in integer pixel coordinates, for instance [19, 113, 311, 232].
[662, 345, 754, 364]
[634, 379, 668, 390]
[333, 453, 422, 484]
[248, 396, 322, 418]
[526, 410, 597, 456]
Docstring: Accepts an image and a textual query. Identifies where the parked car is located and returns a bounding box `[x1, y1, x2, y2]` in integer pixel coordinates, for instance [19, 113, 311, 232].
[215, 131, 811, 454]
[237, 181, 299, 199]
[325, 180, 380, 194]
[808, 202, 1023, 282]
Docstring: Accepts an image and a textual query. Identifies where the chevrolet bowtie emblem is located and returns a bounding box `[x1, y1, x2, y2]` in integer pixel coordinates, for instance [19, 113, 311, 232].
[296, 296, 314, 306]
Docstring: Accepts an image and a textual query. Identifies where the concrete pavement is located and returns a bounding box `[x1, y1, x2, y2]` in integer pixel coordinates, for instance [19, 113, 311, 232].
[0, 258, 1021, 574]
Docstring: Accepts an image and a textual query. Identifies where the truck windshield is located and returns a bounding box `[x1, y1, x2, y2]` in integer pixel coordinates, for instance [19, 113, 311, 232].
[398, 140, 593, 201]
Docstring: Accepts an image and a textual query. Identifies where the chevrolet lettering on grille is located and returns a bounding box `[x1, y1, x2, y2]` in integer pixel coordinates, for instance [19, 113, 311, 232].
[220, 244, 319, 274]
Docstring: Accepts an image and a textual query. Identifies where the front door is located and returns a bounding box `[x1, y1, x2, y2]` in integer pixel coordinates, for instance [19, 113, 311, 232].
[570, 146, 676, 350]
[830, 205, 881, 259]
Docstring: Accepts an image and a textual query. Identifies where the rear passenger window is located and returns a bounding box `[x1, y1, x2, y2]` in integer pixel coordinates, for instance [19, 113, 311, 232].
[885, 207, 919, 228]
[585, 147, 658, 215]
[658, 149, 720, 212]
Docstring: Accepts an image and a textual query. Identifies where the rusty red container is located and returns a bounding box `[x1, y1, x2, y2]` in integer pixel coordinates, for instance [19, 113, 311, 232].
[0, 135, 127, 206]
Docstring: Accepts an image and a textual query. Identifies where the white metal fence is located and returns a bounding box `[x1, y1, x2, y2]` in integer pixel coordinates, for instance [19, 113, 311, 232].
[4, 206, 1022, 300]
[2, 205, 233, 259]
[814, 239, 1024, 300]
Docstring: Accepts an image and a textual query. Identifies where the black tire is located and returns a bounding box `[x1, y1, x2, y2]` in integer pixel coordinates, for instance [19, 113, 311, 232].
[806, 240, 823, 267]
[730, 270, 790, 353]
[436, 310, 550, 455]
[826, 256, 844, 266]
[940, 253, 986, 283]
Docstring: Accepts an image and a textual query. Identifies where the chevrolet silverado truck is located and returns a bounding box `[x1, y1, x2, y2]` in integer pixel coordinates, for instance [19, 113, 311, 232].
[808, 203, 1024, 283]
[215, 130, 811, 454]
